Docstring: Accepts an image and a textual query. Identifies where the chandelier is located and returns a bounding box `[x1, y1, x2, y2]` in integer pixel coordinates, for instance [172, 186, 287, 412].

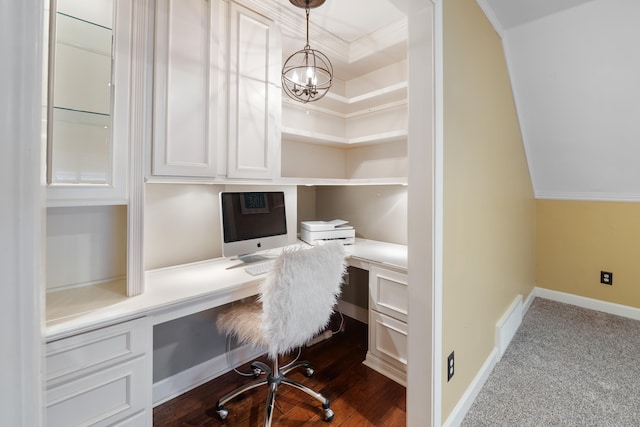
[281, 0, 333, 103]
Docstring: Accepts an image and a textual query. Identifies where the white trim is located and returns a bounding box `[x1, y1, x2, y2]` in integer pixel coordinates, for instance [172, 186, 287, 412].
[523, 288, 536, 314]
[406, 0, 440, 426]
[442, 347, 498, 427]
[0, 0, 46, 424]
[336, 300, 368, 324]
[535, 192, 640, 203]
[127, 0, 152, 296]
[152, 344, 264, 407]
[432, 0, 444, 425]
[443, 292, 535, 427]
[443, 287, 640, 426]
[534, 287, 640, 321]
[495, 295, 523, 359]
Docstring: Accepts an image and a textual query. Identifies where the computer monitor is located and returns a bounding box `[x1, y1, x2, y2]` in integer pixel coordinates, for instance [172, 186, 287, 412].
[220, 191, 289, 262]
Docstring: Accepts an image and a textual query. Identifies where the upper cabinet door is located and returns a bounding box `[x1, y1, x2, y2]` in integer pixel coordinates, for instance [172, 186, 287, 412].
[227, 2, 282, 180]
[47, 0, 131, 206]
[151, 0, 222, 178]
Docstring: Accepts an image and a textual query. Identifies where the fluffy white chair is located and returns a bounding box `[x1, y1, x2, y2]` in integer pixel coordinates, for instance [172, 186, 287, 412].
[215, 242, 347, 426]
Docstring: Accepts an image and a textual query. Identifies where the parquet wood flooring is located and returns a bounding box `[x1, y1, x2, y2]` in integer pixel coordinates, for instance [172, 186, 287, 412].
[153, 316, 406, 426]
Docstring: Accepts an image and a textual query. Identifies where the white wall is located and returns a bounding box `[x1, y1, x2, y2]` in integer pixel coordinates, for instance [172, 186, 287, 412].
[144, 184, 298, 270]
[1, 0, 46, 424]
[505, 0, 640, 200]
[46, 206, 127, 290]
[314, 185, 408, 245]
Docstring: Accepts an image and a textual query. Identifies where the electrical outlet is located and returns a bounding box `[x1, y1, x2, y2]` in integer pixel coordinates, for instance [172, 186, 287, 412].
[447, 351, 455, 382]
[600, 271, 613, 285]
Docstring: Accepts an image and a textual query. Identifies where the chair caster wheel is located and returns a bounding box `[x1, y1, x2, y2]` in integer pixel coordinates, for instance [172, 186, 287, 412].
[323, 407, 334, 422]
[305, 367, 315, 377]
[252, 367, 263, 377]
[216, 405, 229, 420]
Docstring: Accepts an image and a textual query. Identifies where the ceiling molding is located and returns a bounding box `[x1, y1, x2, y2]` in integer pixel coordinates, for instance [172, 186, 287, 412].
[535, 191, 640, 203]
[349, 18, 408, 63]
[233, 0, 407, 71]
[236, 0, 350, 59]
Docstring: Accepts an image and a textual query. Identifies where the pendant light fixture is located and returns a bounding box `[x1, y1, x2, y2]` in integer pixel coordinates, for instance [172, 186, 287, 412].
[282, 0, 333, 103]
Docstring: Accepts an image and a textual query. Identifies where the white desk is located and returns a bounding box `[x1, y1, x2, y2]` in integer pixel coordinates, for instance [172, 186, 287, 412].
[46, 238, 406, 340]
[44, 238, 407, 426]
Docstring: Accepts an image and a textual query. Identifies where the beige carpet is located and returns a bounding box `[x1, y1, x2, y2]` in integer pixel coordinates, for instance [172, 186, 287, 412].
[462, 298, 640, 426]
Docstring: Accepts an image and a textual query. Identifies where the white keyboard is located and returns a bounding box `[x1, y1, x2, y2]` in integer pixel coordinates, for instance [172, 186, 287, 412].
[244, 261, 274, 276]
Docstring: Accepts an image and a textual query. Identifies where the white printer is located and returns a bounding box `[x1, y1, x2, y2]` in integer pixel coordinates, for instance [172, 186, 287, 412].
[300, 219, 355, 245]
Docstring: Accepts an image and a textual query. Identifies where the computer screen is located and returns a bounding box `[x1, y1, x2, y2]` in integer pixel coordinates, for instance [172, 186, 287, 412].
[219, 191, 288, 261]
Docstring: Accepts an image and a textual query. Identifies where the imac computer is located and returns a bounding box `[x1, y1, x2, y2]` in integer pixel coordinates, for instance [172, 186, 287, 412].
[220, 191, 288, 263]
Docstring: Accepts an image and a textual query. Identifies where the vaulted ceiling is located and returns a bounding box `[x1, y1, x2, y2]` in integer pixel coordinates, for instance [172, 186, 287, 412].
[480, 0, 640, 200]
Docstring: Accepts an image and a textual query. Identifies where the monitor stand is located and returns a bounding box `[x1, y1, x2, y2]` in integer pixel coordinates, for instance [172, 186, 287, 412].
[238, 253, 270, 264]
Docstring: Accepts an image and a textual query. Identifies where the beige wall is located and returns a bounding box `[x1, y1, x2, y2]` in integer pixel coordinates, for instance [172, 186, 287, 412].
[537, 199, 640, 308]
[442, 0, 536, 419]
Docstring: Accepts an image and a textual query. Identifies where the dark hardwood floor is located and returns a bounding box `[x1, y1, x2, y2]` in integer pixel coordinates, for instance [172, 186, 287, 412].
[153, 316, 406, 426]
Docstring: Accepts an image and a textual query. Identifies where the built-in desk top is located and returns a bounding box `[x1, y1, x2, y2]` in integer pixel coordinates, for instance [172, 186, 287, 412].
[45, 238, 407, 341]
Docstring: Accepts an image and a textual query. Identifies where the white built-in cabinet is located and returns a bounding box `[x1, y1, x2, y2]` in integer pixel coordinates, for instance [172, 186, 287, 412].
[364, 265, 408, 386]
[227, 2, 282, 179]
[45, 318, 151, 426]
[47, 0, 132, 206]
[150, 0, 281, 181]
[151, 0, 223, 178]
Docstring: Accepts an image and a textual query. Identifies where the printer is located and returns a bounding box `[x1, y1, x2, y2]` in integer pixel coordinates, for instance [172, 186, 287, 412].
[300, 219, 355, 245]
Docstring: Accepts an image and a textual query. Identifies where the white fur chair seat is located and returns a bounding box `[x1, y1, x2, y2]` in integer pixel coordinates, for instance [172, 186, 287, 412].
[215, 242, 347, 426]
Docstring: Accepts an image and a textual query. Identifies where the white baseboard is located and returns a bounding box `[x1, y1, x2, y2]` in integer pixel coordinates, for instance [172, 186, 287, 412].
[337, 299, 368, 324]
[442, 347, 498, 427]
[443, 292, 534, 427]
[152, 301, 366, 408]
[534, 287, 640, 321]
[495, 294, 523, 359]
[523, 288, 536, 314]
[152, 344, 263, 407]
[443, 287, 640, 427]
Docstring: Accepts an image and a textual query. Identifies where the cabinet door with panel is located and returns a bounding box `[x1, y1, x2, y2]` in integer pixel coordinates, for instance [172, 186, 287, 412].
[152, 0, 223, 178]
[364, 264, 408, 386]
[47, 0, 132, 206]
[227, 1, 282, 179]
[46, 317, 151, 426]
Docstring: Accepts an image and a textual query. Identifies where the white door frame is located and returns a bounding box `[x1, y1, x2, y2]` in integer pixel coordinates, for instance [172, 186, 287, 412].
[396, 0, 442, 426]
[0, 0, 46, 425]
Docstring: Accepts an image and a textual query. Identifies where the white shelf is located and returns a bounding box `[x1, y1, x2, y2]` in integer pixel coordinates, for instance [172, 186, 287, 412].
[275, 177, 407, 186]
[282, 81, 408, 117]
[281, 127, 407, 147]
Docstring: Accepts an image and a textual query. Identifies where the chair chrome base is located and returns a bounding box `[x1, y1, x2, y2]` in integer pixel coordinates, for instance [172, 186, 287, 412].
[216, 358, 334, 426]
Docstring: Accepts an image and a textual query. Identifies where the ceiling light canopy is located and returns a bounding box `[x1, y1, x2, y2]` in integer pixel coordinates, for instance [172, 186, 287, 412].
[281, 0, 333, 104]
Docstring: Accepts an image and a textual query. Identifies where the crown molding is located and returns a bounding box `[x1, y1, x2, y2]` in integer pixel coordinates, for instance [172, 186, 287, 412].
[535, 191, 640, 202]
[349, 18, 408, 63]
[231, 0, 407, 68]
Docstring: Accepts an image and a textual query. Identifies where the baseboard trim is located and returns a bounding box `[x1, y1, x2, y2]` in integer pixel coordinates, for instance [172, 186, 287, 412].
[443, 287, 640, 426]
[152, 344, 263, 407]
[534, 287, 640, 321]
[153, 301, 366, 408]
[495, 295, 523, 359]
[443, 292, 535, 427]
[442, 347, 498, 427]
[337, 299, 368, 324]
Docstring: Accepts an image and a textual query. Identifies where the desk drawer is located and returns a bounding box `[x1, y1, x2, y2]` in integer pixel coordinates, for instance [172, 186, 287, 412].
[369, 266, 408, 322]
[46, 317, 148, 383]
[46, 356, 148, 427]
[369, 310, 408, 370]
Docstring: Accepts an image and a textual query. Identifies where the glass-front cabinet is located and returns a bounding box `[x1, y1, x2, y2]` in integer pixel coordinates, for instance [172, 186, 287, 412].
[47, 0, 130, 206]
